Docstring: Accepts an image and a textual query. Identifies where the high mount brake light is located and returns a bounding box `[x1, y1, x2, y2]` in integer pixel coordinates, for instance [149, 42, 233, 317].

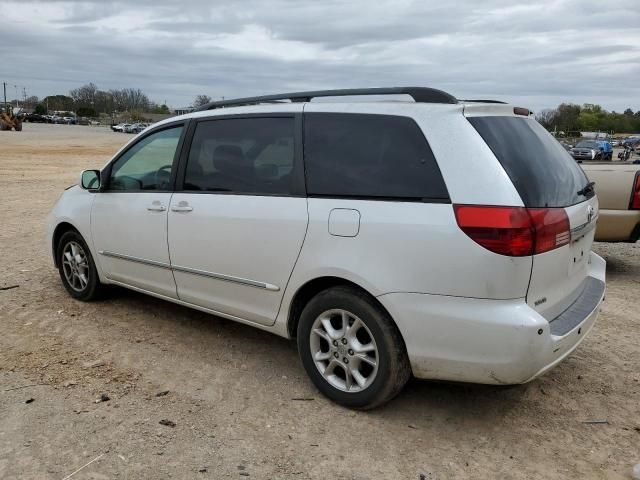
[513, 107, 531, 116]
[454, 205, 570, 256]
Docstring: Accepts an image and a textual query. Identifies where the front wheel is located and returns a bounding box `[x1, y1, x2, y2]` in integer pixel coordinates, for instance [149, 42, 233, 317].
[297, 286, 411, 409]
[56, 230, 103, 301]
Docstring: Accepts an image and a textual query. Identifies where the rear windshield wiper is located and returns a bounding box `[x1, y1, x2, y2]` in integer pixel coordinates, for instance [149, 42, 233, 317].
[577, 181, 595, 197]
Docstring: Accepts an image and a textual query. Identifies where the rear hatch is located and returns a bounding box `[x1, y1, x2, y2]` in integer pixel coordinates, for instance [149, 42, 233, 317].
[467, 113, 598, 321]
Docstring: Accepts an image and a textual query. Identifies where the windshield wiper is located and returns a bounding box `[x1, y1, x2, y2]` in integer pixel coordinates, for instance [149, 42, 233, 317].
[577, 181, 595, 196]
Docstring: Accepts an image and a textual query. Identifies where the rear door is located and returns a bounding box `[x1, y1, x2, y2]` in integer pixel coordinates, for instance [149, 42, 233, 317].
[168, 112, 308, 326]
[468, 115, 599, 320]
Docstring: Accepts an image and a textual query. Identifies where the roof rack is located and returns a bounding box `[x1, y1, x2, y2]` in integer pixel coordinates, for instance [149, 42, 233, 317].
[196, 87, 459, 111]
[461, 99, 507, 104]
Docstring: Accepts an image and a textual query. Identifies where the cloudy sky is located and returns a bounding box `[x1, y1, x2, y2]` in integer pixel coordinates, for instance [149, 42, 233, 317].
[3, 0, 639, 112]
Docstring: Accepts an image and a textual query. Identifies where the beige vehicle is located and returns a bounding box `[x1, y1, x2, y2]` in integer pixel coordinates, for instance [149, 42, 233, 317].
[580, 161, 640, 242]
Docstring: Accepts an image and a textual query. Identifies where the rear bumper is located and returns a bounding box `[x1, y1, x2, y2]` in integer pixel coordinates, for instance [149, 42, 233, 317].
[377, 252, 606, 385]
[595, 209, 640, 242]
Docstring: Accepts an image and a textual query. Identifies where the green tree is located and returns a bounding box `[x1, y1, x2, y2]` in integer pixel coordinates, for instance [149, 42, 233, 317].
[152, 104, 170, 114]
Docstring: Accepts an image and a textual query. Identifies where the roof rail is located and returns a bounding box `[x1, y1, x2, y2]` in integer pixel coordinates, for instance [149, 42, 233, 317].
[196, 87, 458, 111]
[461, 99, 507, 104]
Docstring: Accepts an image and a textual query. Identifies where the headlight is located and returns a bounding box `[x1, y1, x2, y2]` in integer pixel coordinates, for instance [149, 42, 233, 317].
[591, 149, 596, 159]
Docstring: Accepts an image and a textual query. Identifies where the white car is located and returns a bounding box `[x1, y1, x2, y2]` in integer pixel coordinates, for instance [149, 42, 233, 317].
[47, 87, 606, 409]
[111, 123, 130, 132]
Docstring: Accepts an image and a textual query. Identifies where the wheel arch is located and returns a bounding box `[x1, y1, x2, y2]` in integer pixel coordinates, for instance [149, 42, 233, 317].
[286, 276, 402, 343]
[52, 222, 81, 267]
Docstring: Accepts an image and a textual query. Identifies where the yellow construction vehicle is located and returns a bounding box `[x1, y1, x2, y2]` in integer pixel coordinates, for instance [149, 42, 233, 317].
[0, 105, 22, 131]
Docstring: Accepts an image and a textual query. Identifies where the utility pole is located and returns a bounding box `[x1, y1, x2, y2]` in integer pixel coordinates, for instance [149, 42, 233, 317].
[2, 82, 6, 111]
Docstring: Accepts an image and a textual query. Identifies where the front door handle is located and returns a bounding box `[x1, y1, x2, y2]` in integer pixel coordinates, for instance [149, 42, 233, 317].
[171, 201, 193, 213]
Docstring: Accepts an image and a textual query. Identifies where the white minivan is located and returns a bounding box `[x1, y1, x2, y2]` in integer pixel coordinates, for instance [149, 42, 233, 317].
[48, 88, 605, 409]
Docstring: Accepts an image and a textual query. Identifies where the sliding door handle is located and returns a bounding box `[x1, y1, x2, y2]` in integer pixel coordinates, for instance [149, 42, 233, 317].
[171, 201, 193, 213]
[171, 205, 193, 212]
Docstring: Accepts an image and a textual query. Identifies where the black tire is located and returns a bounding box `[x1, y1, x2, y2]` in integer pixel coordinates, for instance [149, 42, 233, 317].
[297, 286, 411, 409]
[56, 230, 103, 301]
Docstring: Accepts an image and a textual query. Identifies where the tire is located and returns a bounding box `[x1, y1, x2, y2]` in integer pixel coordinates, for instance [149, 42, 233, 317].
[297, 286, 411, 409]
[14, 122, 22, 132]
[56, 230, 103, 301]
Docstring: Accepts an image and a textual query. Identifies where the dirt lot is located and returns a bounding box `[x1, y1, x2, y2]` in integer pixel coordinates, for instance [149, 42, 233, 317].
[0, 123, 639, 479]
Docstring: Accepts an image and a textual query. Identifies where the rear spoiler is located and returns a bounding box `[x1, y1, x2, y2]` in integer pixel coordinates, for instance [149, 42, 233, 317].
[462, 102, 533, 118]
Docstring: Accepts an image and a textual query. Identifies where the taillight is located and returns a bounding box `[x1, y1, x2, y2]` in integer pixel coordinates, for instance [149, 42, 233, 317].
[527, 208, 570, 254]
[454, 205, 570, 256]
[630, 173, 640, 210]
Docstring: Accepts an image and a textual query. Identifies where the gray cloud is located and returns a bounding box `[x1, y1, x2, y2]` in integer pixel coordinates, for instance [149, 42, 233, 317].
[3, 0, 640, 111]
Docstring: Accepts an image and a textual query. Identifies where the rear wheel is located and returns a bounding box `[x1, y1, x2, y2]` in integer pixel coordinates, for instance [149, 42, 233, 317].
[56, 230, 103, 301]
[297, 286, 411, 409]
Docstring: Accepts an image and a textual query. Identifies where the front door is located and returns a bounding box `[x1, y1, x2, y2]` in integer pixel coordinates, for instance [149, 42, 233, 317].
[168, 114, 308, 325]
[92, 124, 185, 298]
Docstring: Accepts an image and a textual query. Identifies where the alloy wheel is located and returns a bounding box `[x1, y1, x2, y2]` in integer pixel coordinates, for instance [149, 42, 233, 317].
[309, 309, 379, 393]
[61, 241, 89, 292]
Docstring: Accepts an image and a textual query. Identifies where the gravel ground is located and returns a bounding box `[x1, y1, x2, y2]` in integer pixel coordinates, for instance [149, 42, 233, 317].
[0, 123, 639, 479]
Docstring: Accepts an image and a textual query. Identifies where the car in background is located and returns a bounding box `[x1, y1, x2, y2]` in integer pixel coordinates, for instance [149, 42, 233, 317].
[581, 161, 640, 242]
[63, 116, 76, 125]
[124, 123, 148, 134]
[569, 140, 612, 161]
[111, 123, 130, 132]
[23, 113, 47, 123]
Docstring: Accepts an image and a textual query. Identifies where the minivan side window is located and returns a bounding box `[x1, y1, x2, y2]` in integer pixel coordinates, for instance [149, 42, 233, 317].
[109, 126, 183, 191]
[183, 118, 295, 195]
[304, 113, 449, 201]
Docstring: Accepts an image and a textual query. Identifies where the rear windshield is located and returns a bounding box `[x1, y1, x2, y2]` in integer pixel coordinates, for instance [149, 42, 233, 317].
[468, 116, 591, 207]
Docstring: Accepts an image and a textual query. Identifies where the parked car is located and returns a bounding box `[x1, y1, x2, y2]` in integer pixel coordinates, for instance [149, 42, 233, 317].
[124, 123, 147, 134]
[111, 123, 130, 132]
[23, 113, 47, 123]
[569, 140, 612, 161]
[47, 87, 605, 409]
[580, 161, 640, 242]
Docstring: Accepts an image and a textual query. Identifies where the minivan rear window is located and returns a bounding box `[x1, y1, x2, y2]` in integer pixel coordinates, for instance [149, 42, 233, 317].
[468, 116, 591, 207]
[304, 113, 449, 202]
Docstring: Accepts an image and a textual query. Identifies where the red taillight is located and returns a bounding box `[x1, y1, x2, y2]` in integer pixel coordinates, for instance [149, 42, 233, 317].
[454, 205, 570, 256]
[527, 208, 570, 254]
[630, 173, 640, 210]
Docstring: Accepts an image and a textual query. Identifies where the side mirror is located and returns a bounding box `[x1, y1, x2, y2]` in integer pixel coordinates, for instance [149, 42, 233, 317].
[80, 169, 101, 190]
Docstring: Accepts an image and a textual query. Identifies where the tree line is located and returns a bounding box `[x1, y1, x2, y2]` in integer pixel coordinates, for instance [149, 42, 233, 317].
[29, 83, 171, 116]
[10, 83, 214, 117]
[537, 103, 640, 134]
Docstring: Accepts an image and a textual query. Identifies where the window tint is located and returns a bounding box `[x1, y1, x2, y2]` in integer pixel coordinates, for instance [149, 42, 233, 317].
[303, 113, 449, 201]
[184, 118, 295, 195]
[109, 126, 183, 191]
[468, 117, 591, 207]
